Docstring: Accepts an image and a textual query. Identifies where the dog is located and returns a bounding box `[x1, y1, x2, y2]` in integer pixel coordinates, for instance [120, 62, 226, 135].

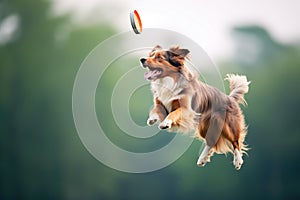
[140, 45, 250, 170]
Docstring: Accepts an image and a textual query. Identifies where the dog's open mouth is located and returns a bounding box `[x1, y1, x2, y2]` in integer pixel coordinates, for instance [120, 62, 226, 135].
[144, 69, 162, 80]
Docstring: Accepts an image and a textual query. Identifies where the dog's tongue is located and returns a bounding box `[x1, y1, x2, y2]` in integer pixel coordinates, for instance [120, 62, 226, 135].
[144, 70, 158, 80]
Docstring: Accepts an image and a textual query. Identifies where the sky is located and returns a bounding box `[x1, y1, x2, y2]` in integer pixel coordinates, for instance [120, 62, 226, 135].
[53, 0, 300, 60]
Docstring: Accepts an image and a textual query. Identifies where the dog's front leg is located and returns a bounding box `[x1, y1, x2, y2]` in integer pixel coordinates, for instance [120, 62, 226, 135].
[159, 107, 185, 129]
[147, 97, 168, 126]
[159, 98, 190, 130]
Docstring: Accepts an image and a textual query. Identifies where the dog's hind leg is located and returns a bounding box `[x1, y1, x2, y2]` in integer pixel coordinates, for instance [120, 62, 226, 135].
[225, 119, 245, 170]
[197, 111, 225, 167]
[233, 148, 243, 170]
[197, 145, 214, 166]
[223, 127, 244, 170]
[231, 140, 243, 170]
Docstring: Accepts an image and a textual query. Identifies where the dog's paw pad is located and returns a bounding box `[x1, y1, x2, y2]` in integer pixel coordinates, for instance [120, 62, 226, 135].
[147, 114, 159, 126]
[159, 119, 172, 129]
[197, 160, 206, 167]
[197, 156, 209, 167]
[233, 158, 243, 170]
[147, 118, 157, 126]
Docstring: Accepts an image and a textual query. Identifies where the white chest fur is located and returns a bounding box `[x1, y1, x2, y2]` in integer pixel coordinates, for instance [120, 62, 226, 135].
[151, 77, 185, 112]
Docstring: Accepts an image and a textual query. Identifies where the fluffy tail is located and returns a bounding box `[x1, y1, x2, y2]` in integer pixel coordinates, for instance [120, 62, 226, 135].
[226, 74, 250, 105]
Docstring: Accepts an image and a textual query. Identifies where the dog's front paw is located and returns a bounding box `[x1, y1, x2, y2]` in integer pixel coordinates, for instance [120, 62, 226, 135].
[147, 118, 157, 126]
[147, 114, 158, 126]
[159, 118, 172, 129]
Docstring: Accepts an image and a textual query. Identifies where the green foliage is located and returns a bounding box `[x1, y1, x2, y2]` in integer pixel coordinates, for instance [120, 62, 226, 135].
[1, 1, 300, 200]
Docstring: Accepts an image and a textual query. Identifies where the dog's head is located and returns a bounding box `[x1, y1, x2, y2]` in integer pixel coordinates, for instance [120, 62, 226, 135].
[140, 45, 194, 81]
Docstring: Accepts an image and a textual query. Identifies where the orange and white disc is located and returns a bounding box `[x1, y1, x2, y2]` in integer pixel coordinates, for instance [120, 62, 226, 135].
[130, 10, 143, 34]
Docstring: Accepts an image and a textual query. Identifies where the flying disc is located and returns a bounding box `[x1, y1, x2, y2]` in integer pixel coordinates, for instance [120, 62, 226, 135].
[130, 10, 142, 34]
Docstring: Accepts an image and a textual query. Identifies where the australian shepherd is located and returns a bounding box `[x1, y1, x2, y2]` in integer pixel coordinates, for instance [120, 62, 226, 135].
[140, 45, 250, 170]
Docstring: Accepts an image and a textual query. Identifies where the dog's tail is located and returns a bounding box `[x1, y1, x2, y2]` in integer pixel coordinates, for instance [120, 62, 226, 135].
[226, 74, 250, 106]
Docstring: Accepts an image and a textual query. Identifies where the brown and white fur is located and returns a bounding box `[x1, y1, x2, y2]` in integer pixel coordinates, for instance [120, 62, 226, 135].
[140, 45, 250, 170]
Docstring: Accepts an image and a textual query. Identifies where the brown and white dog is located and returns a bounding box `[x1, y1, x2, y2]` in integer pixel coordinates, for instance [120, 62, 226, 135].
[140, 45, 250, 170]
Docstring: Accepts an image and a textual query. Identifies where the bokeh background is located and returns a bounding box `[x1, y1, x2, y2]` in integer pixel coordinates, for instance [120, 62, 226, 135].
[1, 0, 300, 199]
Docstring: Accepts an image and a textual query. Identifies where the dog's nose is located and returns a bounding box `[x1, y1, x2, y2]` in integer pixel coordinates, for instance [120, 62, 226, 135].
[140, 58, 146, 65]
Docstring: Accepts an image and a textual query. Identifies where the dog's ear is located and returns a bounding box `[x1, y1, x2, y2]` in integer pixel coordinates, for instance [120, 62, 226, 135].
[149, 45, 162, 56]
[166, 46, 190, 67]
[152, 45, 162, 51]
[166, 51, 182, 67]
[169, 46, 190, 58]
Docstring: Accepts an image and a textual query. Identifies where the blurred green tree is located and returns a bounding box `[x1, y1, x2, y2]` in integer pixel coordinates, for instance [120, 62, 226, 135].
[0, 0, 115, 199]
[1, 1, 300, 199]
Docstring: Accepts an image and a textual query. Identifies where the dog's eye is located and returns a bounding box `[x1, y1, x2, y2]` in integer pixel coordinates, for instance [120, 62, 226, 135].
[156, 56, 163, 62]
